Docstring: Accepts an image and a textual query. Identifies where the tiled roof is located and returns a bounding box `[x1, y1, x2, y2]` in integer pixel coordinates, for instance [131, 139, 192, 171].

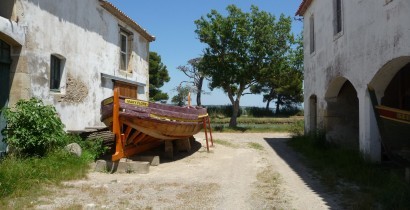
[296, 0, 313, 16]
[99, 0, 155, 42]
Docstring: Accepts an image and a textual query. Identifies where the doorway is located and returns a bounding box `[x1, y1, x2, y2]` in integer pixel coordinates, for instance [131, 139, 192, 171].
[0, 40, 11, 155]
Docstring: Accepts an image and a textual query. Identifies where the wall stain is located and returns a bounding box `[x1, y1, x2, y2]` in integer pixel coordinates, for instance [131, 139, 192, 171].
[58, 74, 88, 104]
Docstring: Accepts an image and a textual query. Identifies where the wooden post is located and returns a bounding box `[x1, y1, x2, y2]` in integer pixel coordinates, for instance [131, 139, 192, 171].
[188, 92, 191, 107]
[112, 87, 124, 161]
[207, 116, 214, 146]
[203, 117, 209, 152]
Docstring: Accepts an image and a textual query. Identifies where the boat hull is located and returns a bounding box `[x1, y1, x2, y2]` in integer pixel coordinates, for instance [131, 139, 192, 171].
[100, 93, 209, 161]
[376, 106, 410, 161]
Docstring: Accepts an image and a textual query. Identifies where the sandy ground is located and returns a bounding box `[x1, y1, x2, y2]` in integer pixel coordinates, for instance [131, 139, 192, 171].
[32, 132, 342, 210]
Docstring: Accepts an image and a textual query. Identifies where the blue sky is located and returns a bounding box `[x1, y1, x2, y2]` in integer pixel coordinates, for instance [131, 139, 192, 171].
[108, 0, 303, 107]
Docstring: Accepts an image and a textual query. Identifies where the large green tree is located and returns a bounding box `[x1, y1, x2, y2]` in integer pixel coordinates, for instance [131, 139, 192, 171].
[255, 32, 304, 113]
[149, 51, 170, 102]
[195, 5, 293, 127]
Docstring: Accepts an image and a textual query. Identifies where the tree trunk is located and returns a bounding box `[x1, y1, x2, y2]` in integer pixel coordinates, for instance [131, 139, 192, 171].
[275, 95, 282, 114]
[265, 99, 271, 110]
[196, 76, 204, 106]
[229, 100, 240, 127]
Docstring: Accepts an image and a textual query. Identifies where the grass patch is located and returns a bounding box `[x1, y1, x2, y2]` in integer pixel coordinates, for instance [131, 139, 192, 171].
[248, 142, 264, 151]
[288, 133, 410, 209]
[0, 149, 94, 208]
[213, 139, 239, 148]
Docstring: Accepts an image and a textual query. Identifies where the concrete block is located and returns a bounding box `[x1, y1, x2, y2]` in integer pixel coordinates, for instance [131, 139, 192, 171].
[126, 161, 150, 174]
[94, 159, 150, 174]
[94, 160, 110, 173]
[129, 155, 160, 166]
[175, 138, 191, 153]
[164, 141, 174, 160]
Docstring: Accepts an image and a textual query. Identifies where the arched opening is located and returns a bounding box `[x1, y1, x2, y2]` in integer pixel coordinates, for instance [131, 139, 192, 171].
[369, 58, 410, 160]
[309, 95, 317, 133]
[325, 79, 359, 150]
[381, 63, 410, 110]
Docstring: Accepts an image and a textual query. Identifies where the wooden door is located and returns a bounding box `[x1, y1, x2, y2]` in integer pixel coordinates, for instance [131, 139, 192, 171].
[114, 81, 138, 99]
[0, 40, 11, 155]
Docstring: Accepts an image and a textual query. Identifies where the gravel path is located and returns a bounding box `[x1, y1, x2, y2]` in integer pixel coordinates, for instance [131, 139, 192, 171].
[32, 132, 342, 209]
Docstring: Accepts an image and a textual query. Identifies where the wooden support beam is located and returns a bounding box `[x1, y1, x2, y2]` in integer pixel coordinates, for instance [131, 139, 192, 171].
[124, 141, 164, 158]
[132, 133, 146, 145]
[112, 87, 124, 161]
[127, 130, 140, 144]
[124, 126, 132, 141]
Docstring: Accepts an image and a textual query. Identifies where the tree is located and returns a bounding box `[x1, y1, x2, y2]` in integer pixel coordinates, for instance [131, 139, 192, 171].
[195, 5, 292, 127]
[255, 31, 303, 114]
[177, 58, 207, 106]
[149, 51, 170, 102]
[171, 85, 191, 106]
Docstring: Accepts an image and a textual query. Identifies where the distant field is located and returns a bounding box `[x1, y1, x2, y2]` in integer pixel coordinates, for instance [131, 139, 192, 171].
[209, 117, 304, 133]
[211, 117, 303, 124]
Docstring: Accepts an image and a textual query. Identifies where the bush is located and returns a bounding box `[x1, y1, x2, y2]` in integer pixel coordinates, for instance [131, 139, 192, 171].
[206, 105, 242, 118]
[244, 107, 275, 117]
[289, 120, 304, 136]
[64, 134, 108, 160]
[1, 98, 66, 157]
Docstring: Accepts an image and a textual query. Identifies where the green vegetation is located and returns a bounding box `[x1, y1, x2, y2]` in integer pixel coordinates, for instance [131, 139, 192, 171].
[1, 98, 66, 157]
[0, 148, 92, 206]
[213, 139, 239, 148]
[149, 51, 170, 102]
[248, 142, 264, 150]
[288, 132, 410, 209]
[195, 5, 300, 127]
[0, 98, 105, 207]
[210, 116, 303, 133]
[207, 105, 303, 119]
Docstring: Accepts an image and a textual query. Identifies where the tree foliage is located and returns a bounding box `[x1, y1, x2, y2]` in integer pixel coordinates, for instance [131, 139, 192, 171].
[254, 33, 304, 113]
[195, 5, 295, 126]
[171, 85, 192, 106]
[149, 51, 170, 102]
[177, 58, 207, 106]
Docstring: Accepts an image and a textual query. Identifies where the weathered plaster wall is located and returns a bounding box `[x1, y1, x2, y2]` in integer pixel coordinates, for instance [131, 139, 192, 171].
[303, 0, 410, 160]
[9, 0, 150, 130]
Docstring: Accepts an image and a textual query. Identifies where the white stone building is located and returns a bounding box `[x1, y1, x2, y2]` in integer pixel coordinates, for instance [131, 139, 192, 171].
[0, 0, 154, 155]
[297, 0, 410, 161]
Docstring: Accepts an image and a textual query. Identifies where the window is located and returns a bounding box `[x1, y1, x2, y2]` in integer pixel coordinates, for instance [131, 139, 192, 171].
[119, 28, 133, 73]
[309, 14, 315, 54]
[50, 55, 63, 91]
[334, 0, 343, 35]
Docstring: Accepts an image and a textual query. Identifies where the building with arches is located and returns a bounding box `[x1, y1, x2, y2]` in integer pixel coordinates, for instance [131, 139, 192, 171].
[297, 0, 410, 161]
[0, 0, 154, 156]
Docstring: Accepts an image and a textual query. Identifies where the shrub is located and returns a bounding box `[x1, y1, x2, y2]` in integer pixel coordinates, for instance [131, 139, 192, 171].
[244, 107, 275, 117]
[289, 120, 304, 136]
[1, 98, 66, 157]
[64, 134, 108, 160]
[206, 105, 242, 118]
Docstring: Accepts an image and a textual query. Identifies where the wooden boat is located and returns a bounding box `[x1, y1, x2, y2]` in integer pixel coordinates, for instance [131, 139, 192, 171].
[368, 86, 410, 163]
[101, 87, 213, 161]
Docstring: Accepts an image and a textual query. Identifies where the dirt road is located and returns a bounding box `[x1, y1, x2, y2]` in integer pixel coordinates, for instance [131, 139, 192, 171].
[33, 133, 342, 209]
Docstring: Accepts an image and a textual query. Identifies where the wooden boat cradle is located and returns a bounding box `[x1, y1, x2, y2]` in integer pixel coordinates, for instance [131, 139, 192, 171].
[106, 87, 213, 161]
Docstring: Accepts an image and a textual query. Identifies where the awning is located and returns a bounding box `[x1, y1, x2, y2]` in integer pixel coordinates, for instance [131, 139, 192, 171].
[101, 73, 146, 87]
